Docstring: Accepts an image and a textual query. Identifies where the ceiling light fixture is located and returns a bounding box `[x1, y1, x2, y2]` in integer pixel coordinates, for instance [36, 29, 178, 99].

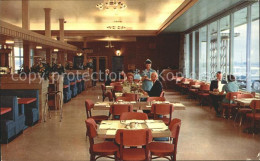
[36, 46, 42, 49]
[107, 26, 126, 30]
[5, 40, 14, 44]
[96, 0, 127, 10]
[105, 41, 114, 48]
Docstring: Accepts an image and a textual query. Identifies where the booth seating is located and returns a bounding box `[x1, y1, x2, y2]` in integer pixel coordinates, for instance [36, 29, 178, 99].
[0, 96, 25, 143]
[68, 74, 78, 98]
[63, 74, 72, 103]
[81, 75, 86, 91]
[76, 75, 83, 94]
[0, 90, 39, 126]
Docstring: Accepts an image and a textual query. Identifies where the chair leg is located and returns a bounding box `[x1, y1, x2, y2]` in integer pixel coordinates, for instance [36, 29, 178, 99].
[90, 154, 95, 161]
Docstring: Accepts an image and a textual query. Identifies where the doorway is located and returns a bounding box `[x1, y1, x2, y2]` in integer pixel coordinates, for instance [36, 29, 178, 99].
[112, 56, 124, 79]
[88, 56, 107, 81]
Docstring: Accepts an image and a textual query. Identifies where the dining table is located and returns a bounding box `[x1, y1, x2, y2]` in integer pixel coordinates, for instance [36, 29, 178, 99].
[0, 107, 12, 115]
[97, 120, 171, 139]
[234, 98, 260, 107]
[93, 101, 186, 111]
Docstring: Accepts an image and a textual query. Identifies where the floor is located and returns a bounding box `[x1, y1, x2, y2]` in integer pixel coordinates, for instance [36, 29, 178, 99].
[1, 84, 260, 160]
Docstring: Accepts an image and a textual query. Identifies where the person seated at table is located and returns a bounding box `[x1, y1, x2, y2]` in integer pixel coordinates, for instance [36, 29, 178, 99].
[119, 70, 126, 82]
[210, 71, 227, 117]
[122, 73, 138, 93]
[143, 72, 162, 97]
[220, 74, 239, 103]
[104, 69, 111, 86]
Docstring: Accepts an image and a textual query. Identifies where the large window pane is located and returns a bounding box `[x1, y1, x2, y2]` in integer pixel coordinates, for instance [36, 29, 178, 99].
[233, 8, 247, 90]
[184, 34, 189, 77]
[251, 2, 259, 93]
[220, 15, 230, 79]
[199, 26, 207, 81]
[209, 21, 218, 80]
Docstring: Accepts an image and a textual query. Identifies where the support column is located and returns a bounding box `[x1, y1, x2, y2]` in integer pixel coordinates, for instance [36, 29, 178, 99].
[22, 0, 30, 30]
[23, 44, 30, 69]
[83, 39, 88, 65]
[59, 18, 64, 42]
[44, 8, 51, 37]
[46, 48, 52, 64]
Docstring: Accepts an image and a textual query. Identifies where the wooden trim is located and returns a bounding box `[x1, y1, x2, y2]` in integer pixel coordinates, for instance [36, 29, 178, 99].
[0, 20, 77, 51]
[157, 0, 198, 35]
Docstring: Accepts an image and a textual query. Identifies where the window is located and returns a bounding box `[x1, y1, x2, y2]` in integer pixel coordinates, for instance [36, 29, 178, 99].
[182, 2, 259, 93]
[220, 15, 230, 79]
[30, 49, 34, 67]
[209, 21, 218, 80]
[233, 7, 247, 90]
[250, 2, 260, 92]
[199, 26, 207, 81]
[14, 47, 23, 72]
[184, 34, 190, 77]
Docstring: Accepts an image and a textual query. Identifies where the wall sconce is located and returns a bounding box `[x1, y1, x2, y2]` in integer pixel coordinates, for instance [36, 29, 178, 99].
[116, 50, 121, 56]
[77, 52, 83, 56]
[54, 49, 59, 52]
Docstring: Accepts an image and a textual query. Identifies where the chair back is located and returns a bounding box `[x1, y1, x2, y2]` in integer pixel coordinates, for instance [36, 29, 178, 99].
[101, 84, 106, 94]
[116, 96, 135, 102]
[151, 103, 174, 115]
[147, 97, 166, 102]
[237, 93, 254, 99]
[110, 104, 133, 119]
[113, 85, 123, 92]
[115, 129, 152, 146]
[85, 99, 94, 118]
[160, 91, 165, 97]
[123, 93, 139, 101]
[199, 84, 210, 91]
[85, 118, 97, 150]
[120, 112, 148, 120]
[115, 129, 152, 161]
[169, 118, 182, 156]
[151, 103, 174, 124]
[225, 92, 241, 101]
[250, 100, 260, 110]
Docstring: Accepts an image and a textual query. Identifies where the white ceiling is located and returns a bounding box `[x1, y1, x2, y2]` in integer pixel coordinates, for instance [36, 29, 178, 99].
[0, 0, 185, 31]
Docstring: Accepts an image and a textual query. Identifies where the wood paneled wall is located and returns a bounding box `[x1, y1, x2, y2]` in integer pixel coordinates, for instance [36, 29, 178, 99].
[68, 34, 180, 72]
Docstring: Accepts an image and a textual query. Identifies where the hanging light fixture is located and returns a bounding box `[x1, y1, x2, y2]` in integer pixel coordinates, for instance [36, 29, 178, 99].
[96, 0, 127, 10]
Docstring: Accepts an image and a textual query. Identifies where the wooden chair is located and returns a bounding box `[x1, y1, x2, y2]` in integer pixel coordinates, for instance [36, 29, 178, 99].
[147, 97, 166, 102]
[123, 93, 139, 101]
[116, 96, 135, 102]
[85, 99, 109, 123]
[221, 92, 241, 119]
[120, 112, 148, 120]
[85, 118, 118, 161]
[148, 118, 181, 161]
[151, 103, 174, 125]
[246, 100, 260, 134]
[160, 91, 165, 97]
[197, 84, 210, 106]
[115, 129, 152, 161]
[110, 104, 133, 120]
[234, 93, 254, 126]
[101, 84, 113, 102]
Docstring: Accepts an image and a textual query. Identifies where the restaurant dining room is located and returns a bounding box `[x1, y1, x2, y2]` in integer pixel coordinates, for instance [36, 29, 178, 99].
[0, 0, 260, 160]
